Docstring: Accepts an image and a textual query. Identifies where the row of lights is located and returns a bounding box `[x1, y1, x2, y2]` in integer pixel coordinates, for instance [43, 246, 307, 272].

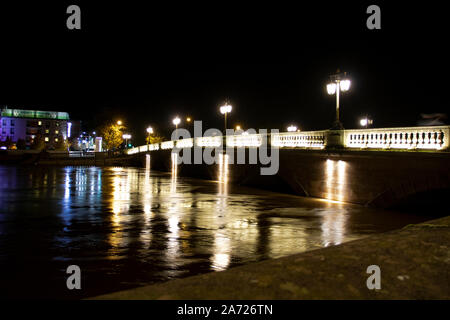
[117, 73, 374, 146]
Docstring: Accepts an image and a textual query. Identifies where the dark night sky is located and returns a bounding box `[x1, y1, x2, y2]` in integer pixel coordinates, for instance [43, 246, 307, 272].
[0, 1, 448, 142]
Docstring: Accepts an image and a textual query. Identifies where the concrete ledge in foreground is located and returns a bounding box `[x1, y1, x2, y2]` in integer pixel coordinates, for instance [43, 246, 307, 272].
[92, 216, 450, 300]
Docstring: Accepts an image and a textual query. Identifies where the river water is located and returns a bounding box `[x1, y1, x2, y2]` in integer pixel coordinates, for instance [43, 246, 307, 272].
[0, 165, 436, 299]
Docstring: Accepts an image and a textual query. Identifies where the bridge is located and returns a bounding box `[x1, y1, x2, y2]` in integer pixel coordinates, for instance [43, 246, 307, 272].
[126, 126, 450, 208]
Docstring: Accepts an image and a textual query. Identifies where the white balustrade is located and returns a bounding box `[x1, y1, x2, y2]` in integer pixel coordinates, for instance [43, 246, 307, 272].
[127, 147, 140, 155]
[161, 141, 174, 150]
[176, 138, 194, 148]
[195, 136, 222, 147]
[127, 126, 449, 155]
[271, 131, 326, 149]
[226, 134, 263, 147]
[139, 145, 148, 153]
[344, 126, 449, 150]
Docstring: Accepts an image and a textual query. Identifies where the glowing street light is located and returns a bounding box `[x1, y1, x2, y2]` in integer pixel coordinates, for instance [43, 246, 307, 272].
[117, 120, 122, 126]
[287, 125, 297, 132]
[186, 117, 192, 123]
[173, 117, 181, 138]
[327, 70, 351, 129]
[359, 117, 373, 128]
[122, 134, 131, 148]
[172, 117, 181, 128]
[235, 125, 241, 131]
[220, 104, 232, 134]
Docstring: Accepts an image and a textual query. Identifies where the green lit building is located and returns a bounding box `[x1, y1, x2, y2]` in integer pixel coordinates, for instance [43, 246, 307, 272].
[0, 107, 71, 148]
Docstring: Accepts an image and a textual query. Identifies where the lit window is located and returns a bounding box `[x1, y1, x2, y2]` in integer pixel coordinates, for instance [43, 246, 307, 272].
[44, 137, 49, 142]
[55, 130, 59, 134]
[38, 121, 42, 126]
[45, 129, 49, 134]
[55, 138, 59, 142]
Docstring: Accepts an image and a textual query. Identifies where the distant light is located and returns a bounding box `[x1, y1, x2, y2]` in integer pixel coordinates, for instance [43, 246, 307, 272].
[67, 122, 72, 138]
[235, 125, 241, 130]
[360, 118, 368, 127]
[122, 134, 131, 139]
[186, 117, 191, 122]
[117, 120, 122, 126]
[173, 117, 181, 126]
[0, 146, 6, 150]
[287, 125, 297, 132]
[340, 79, 351, 92]
[359, 118, 373, 127]
[92, 131, 96, 135]
[220, 104, 232, 114]
[327, 83, 337, 95]
[146, 126, 153, 134]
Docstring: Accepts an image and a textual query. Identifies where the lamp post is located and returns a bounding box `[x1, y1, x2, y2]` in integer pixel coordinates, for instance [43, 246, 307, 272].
[327, 71, 351, 129]
[117, 120, 122, 126]
[219, 104, 232, 135]
[122, 134, 131, 148]
[172, 117, 181, 137]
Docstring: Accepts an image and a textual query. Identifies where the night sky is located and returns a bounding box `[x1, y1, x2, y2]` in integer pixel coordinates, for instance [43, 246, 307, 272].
[0, 2, 448, 142]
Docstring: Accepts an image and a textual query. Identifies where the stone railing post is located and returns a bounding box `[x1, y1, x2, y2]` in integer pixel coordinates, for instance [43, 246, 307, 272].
[325, 129, 345, 149]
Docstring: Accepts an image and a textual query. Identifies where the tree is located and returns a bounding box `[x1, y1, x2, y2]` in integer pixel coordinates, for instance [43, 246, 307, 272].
[31, 134, 45, 151]
[98, 121, 124, 151]
[55, 137, 70, 151]
[146, 134, 164, 145]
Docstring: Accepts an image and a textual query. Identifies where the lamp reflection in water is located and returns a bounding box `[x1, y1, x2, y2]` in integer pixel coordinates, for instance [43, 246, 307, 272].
[109, 167, 131, 254]
[211, 152, 231, 271]
[171, 152, 178, 194]
[325, 159, 347, 203]
[322, 159, 348, 246]
[141, 155, 153, 246]
[164, 152, 184, 272]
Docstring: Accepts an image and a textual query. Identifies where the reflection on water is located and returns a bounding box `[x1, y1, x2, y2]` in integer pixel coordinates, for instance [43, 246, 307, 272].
[325, 159, 347, 203]
[0, 165, 434, 299]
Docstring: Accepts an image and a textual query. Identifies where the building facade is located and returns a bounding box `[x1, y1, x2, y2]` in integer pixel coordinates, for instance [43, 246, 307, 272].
[0, 107, 70, 148]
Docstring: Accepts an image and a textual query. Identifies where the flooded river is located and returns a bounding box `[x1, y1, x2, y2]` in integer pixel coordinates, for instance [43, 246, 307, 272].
[0, 165, 437, 299]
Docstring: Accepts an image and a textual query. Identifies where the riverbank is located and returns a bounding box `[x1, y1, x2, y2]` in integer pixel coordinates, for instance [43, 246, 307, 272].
[93, 215, 450, 299]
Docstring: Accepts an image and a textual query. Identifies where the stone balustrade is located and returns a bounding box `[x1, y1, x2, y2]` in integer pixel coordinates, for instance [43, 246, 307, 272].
[126, 126, 450, 155]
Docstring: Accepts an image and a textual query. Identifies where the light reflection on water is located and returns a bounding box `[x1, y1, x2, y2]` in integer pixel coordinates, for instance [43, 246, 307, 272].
[0, 164, 432, 298]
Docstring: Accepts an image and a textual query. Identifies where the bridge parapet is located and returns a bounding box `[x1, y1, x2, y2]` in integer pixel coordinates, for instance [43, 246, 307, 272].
[126, 125, 450, 155]
[344, 126, 449, 150]
[271, 131, 326, 149]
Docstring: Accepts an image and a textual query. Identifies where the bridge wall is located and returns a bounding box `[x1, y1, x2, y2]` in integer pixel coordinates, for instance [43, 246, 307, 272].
[134, 148, 450, 208]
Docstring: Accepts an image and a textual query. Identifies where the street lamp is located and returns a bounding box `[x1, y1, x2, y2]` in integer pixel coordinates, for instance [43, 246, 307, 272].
[359, 117, 373, 128]
[220, 104, 232, 134]
[122, 134, 131, 148]
[327, 71, 351, 129]
[287, 125, 297, 132]
[117, 120, 122, 126]
[173, 117, 181, 137]
[186, 117, 192, 123]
